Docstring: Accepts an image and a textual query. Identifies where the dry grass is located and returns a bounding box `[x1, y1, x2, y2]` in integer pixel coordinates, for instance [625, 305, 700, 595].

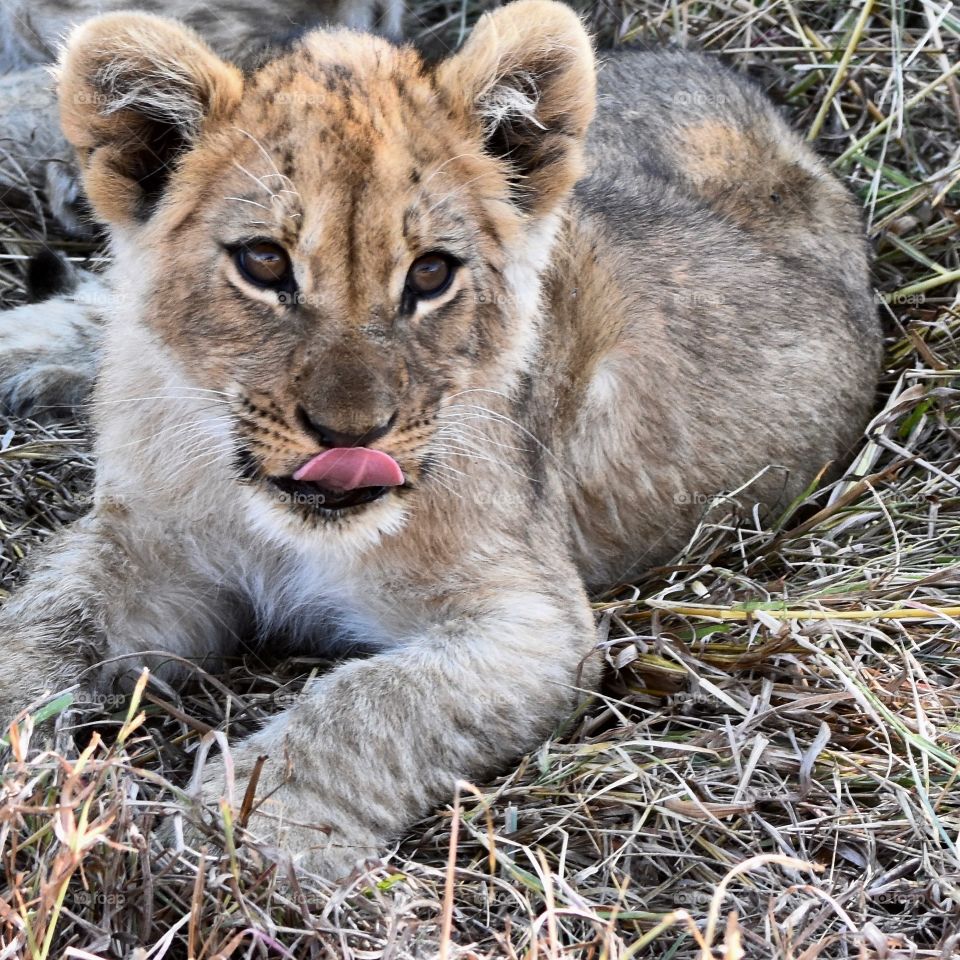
[1, 1, 959, 957]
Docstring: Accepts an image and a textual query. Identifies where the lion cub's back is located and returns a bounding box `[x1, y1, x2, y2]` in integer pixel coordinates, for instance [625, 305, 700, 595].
[548, 51, 880, 586]
[590, 50, 868, 283]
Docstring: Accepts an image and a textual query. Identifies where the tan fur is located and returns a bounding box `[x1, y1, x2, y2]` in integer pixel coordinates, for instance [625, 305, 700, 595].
[0, 0, 403, 235]
[0, 2, 880, 877]
[58, 15, 245, 227]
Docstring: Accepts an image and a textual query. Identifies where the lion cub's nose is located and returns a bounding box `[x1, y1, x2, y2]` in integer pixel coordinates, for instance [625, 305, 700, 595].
[296, 406, 397, 448]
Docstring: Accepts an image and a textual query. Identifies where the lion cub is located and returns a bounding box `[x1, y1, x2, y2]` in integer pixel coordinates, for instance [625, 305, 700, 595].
[0, 1, 879, 875]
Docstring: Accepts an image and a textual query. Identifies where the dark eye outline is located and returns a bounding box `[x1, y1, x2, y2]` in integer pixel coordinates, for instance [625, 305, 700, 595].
[227, 239, 296, 293]
[404, 252, 459, 302]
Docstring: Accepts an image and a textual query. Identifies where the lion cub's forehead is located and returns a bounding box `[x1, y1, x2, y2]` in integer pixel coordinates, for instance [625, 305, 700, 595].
[234, 35, 452, 182]
[202, 35, 499, 266]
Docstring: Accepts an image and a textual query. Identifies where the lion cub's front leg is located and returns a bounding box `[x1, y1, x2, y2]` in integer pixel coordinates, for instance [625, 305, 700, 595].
[195, 559, 599, 877]
[0, 512, 244, 724]
[0, 522, 106, 720]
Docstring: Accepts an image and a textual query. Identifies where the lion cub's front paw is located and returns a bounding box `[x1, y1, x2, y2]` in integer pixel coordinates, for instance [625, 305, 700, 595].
[184, 746, 377, 879]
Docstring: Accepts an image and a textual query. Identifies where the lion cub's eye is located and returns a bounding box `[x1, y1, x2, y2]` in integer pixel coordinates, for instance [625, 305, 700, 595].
[234, 241, 292, 290]
[406, 253, 456, 299]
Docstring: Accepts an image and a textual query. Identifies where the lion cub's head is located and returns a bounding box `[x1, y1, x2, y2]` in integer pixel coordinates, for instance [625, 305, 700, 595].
[58, 1, 595, 539]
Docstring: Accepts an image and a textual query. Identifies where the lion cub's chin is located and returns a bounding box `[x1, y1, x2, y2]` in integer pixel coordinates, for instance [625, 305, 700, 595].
[244, 483, 411, 555]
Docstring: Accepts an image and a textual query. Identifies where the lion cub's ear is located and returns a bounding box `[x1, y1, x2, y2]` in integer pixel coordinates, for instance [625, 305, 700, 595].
[58, 13, 243, 227]
[438, 0, 596, 218]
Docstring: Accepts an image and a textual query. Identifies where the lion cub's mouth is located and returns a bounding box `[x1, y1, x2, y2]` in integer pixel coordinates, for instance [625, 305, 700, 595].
[269, 447, 405, 513]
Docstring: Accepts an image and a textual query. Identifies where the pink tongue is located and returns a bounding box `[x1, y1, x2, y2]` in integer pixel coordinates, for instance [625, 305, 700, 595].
[292, 448, 404, 491]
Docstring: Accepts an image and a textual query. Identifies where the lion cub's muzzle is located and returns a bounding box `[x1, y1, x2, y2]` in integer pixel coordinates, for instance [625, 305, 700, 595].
[270, 445, 404, 511]
[261, 406, 406, 514]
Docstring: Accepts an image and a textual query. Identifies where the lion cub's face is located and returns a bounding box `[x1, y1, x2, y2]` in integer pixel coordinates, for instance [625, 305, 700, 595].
[155, 40, 531, 523]
[59, 3, 594, 537]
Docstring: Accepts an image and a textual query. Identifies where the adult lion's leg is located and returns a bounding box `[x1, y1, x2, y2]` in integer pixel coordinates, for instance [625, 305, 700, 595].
[0, 262, 104, 419]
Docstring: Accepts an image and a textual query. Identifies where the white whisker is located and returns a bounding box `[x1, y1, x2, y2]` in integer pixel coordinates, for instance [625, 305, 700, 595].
[96, 415, 235, 455]
[224, 196, 273, 213]
[420, 153, 491, 190]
